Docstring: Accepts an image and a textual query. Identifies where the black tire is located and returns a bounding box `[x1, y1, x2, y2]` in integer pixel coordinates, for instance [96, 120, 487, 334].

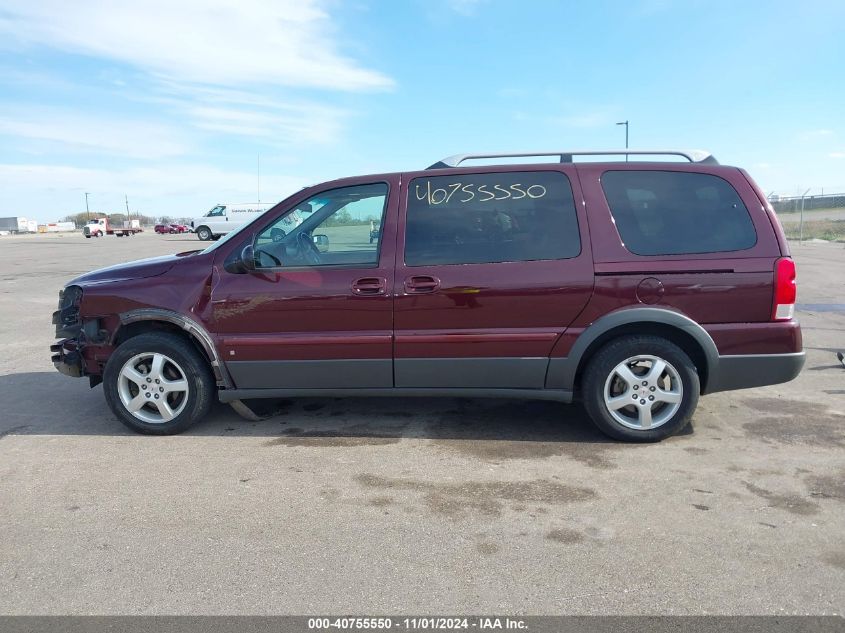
[103, 332, 215, 435]
[581, 335, 700, 442]
[85, 235, 91, 239]
[196, 226, 212, 241]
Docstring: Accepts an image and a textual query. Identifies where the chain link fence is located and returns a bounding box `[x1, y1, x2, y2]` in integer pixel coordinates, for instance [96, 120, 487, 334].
[771, 193, 845, 214]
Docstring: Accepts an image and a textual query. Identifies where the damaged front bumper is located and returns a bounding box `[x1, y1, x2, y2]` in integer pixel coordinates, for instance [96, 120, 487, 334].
[50, 285, 103, 385]
[50, 338, 84, 378]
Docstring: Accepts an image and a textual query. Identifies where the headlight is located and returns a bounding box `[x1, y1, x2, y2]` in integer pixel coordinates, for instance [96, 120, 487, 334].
[58, 285, 83, 309]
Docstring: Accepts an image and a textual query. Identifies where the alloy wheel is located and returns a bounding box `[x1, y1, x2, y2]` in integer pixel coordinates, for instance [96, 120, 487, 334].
[117, 352, 190, 424]
[603, 354, 683, 430]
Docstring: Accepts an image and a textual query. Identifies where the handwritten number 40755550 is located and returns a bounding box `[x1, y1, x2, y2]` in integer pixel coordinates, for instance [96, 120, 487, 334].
[415, 181, 547, 205]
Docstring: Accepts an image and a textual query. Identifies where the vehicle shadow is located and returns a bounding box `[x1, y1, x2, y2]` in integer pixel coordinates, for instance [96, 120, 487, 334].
[0, 371, 644, 447]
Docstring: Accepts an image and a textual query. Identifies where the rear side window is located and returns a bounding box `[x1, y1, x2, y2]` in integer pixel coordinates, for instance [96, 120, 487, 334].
[601, 171, 757, 256]
[405, 171, 580, 266]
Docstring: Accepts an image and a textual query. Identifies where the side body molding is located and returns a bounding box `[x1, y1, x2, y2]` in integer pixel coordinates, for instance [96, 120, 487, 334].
[117, 308, 232, 389]
[545, 307, 720, 392]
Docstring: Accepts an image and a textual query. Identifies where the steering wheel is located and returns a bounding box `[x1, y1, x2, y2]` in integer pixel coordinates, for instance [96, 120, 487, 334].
[297, 232, 322, 265]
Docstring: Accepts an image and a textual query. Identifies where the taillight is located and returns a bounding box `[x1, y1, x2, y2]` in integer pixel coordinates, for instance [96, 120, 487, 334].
[772, 257, 796, 320]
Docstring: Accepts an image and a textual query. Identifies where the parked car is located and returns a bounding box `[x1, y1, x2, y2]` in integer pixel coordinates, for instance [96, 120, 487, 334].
[155, 223, 190, 234]
[51, 149, 804, 440]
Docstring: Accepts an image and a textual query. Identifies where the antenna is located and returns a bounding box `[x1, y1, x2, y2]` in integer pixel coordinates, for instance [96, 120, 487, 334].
[257, 152, 261, 206]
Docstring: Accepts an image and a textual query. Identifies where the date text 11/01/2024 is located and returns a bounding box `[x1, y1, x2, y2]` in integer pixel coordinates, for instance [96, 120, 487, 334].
[308, 617, 528, 630]
[414, 180, 548, 205]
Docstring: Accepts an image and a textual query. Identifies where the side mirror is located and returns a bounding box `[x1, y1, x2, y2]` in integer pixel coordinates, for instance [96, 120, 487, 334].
[312, 233, 329, 253]
[241, 244, 256, 271]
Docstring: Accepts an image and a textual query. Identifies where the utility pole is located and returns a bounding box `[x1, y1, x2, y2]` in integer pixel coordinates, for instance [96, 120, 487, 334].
[616, 120, 629, 161]
[85, 192, 91, 222]
[125, 194, 130, 219]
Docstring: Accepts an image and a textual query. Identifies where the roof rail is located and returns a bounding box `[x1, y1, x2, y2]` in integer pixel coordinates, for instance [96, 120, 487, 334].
[426, 149, 718, 169]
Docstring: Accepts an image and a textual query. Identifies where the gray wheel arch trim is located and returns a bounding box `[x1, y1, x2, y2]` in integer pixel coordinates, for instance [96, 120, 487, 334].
[545, 307, 719, 392]
[115, 308, 232, 388]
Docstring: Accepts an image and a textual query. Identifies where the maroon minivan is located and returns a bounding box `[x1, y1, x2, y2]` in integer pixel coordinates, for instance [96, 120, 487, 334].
[51, 150, 804, 441]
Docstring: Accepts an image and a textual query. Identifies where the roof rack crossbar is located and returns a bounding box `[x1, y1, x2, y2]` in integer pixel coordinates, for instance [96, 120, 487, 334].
[427, 150, 718, 169]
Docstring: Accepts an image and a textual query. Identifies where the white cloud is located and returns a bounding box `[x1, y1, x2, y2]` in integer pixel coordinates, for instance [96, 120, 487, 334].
[0, 163, 308, 220]
[447, 0, 487, 16]
[0, 109, 189, 159]
[830, 152, 845, 159]
[0, 0, 393, 91]
[0, 163, 302, 197]
[150, 84, 349, 145]
[190, 104, 344, 144]
[799, 129, 834, 140]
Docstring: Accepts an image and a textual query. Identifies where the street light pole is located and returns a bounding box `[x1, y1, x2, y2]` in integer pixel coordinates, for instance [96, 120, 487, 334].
[616, 120, 629, 161]
[85, 192, 91, 222]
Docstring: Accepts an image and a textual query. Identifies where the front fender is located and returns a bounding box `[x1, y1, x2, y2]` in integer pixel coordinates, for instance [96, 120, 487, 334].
[117, 308, 232, 389]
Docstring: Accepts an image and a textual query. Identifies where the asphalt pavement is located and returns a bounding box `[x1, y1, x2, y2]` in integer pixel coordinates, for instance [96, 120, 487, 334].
[0, 232, 843, 615]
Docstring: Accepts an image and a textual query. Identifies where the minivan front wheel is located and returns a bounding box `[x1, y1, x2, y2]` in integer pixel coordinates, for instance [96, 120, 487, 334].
[582, 336, 699, 442]
[196, 226, 212, 241]
[103, 332, 214, 435]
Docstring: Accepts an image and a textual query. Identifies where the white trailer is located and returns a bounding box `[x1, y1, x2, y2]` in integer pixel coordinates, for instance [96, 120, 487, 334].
[43, 222, 77, 233]
[0, 217, 31, 233]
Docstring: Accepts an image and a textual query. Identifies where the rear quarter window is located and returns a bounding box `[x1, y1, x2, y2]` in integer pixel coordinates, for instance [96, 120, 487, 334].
[405, 171, 580, 266]
[600, 170, 757, 256]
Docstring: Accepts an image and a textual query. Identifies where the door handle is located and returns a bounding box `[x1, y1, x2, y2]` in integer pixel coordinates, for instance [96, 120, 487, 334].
[405, 275, 440, 294]
[351, 277, 386, 296]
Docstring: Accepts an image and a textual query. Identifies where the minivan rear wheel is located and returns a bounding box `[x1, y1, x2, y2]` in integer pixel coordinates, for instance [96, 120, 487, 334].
[103, 332, 214, 435]
[582, 335, 699, 442]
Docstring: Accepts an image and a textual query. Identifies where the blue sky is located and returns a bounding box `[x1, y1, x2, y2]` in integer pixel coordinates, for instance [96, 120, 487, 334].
[0, 0, 843, 222]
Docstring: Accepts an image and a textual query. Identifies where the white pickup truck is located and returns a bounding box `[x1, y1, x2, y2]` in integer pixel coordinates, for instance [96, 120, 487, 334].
[190, 203, 272, 241]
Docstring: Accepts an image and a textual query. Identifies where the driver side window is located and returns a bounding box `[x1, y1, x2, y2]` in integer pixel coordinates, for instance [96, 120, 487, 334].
[254, 182, 389, 269]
